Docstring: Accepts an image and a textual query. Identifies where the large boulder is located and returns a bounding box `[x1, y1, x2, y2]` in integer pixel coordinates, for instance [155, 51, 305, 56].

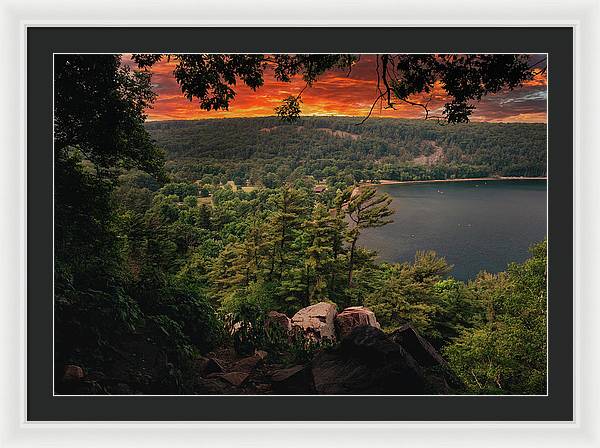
[291, 302, 337, 340]
[390, 324, 461, 392]
[389, 324, 446, 368]
[335, 306, 381, 339]
[311, 326, 428, 394]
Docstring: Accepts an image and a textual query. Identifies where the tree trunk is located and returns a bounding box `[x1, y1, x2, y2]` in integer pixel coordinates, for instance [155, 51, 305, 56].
[347, 237, 358, 288]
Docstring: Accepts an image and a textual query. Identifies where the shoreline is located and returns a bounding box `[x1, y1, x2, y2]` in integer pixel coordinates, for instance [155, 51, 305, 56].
[360, 176, 547, 187]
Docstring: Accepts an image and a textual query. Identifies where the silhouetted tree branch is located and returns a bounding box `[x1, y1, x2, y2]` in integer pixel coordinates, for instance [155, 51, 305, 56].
[132, 53, 543, 125]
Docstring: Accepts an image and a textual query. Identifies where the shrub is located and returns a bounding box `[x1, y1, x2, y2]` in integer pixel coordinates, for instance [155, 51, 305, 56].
[55, 284, 143, 367]
[443, 240, 547, 394]
[152, 283, 223, 354]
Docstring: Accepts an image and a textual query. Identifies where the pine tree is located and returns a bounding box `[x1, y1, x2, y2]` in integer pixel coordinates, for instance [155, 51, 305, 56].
[344, 186, 394, 287]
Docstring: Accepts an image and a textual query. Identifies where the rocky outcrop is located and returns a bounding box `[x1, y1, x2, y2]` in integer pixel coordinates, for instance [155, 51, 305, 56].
[291, 302, 337, 340]
[55, 308, 460, 395]
[390, 324, 461, 392]
[389, 324, 446, 368]
[312, 326, 434, 395]
[335, 306, 381, 339]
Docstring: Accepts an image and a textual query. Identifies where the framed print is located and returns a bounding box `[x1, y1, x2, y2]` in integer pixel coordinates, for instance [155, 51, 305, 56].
[25, 25, 572, 421]
[2, 0, 599, 444]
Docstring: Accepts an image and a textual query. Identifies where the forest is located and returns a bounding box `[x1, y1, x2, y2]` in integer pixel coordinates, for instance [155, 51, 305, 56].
[146, 117, 547, 188]
[54, 54, 547, 396]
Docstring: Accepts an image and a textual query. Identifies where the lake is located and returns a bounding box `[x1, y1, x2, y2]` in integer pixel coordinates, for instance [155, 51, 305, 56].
[359, 179, 547, 280]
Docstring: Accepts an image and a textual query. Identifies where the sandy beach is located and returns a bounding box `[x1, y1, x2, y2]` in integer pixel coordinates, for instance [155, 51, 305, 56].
[360, 176, 547, 187]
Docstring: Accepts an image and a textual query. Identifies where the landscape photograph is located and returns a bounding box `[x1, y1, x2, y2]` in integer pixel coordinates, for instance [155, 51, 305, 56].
[54, 53, 548, 396]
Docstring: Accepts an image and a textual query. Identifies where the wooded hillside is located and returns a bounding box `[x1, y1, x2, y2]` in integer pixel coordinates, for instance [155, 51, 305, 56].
[146, 117, 546, 186]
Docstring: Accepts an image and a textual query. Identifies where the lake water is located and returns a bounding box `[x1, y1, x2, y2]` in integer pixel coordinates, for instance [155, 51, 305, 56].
[359, 180, 547, 280]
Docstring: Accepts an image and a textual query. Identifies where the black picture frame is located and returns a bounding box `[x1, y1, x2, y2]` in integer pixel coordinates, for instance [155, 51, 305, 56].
[28, 26, 574, 421]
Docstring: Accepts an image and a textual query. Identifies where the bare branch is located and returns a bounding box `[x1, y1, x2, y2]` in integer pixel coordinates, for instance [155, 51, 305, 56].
[398, 97, 431, 119]
[355, 91, 387, 125]
[381, 54, 394, 108]
[295, 83, 309, 101]
[528, 57, 547, 70]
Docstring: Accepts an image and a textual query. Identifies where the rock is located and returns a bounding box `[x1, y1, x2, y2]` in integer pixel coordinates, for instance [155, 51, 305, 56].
[194, 377, 233, 394]
[390, 324, 461, 392]
[291, 302, 337, 340]
[255, 350, 268, 361]
[389, 324, 446, 368]
[271, 365, 315, 394]
[195, 356, 225, 376]
[311, 326, 428, 394]
[255, 383, 272, 394]
[205, 358, 225, 375]
[265, 311, 292, 333]
[63, 365, 84, 382]
[232, 353, 263, 373]
[218, 372, 249, 387]
[335, 306, 381, 339]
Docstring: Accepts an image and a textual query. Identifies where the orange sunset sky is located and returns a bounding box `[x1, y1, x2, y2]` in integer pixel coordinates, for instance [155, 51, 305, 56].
[128, 54, 547, 123]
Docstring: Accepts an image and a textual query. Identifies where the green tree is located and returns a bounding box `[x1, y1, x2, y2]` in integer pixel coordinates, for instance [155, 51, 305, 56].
[300, 203, 338, 305]
[365, 251, 451, 339]
[265, 186, 310, 282]
[444, 240, 547, 394]
[54, 55, 167, 369]
[344, 186, 393, 287]
[159, 182, 198, 201]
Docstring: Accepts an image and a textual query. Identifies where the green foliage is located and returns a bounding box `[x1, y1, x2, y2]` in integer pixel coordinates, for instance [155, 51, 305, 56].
[365, 251, 454, 344]
[265, 329, 336, 366]
[55, 283, 143, 366]
[147, 117, 547, 188]
[54, 55, 223, 386]
[146, 314, 196, 363]
[221, 285, 277, 356]
[55, 151, 124, 288]
[159, 182, 199, 201]
[55, 54, 165, 177]
[369, 256, 480, 348]
[443, 241, 547, 394]
[153, 283, 223, 352]
[220, 282, 279, 318]
[221, 291, 335, 365]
